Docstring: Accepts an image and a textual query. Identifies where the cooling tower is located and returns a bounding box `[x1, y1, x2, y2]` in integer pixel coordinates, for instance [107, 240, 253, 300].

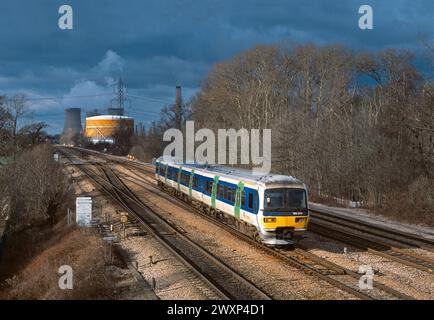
[63, 108, 83, 134]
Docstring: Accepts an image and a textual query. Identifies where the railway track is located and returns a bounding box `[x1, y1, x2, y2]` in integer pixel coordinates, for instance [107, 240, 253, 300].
[309, 208, 434, 251]
[61, 147, 428, 299]
[60, 149, 271, 300]
[107, 156, 434, 273]
[110, 164, 413, 300]
[309, 221, 434, 275]
[108, 157, 434, 275]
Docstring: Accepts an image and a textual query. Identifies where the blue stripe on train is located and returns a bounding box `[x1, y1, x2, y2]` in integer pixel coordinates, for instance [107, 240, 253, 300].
[156, 163, 259, 214]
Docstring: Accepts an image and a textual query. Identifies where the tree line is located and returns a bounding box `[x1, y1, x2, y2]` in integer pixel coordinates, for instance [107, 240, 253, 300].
[131, 43, 433, 224]
[0, 95, 68, 232]
[0, 94, 48, 158]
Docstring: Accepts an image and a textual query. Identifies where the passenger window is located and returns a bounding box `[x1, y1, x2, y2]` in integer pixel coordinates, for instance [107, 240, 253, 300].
[206, 181, 213, 194]
[248, 193, 253, 209]
[241, 191, 246, 206]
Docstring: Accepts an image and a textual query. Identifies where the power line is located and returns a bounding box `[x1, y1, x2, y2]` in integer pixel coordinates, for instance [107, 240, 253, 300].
[127, 105, 162, 113]
[23, 94, 112, 101]
[127, 110, 162, 116]
[127, 94, 172, 104]
[7, 92, 172, 104]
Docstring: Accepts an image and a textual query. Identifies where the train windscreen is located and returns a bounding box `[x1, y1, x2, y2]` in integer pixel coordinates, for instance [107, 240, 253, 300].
[264, 188, 307, 212]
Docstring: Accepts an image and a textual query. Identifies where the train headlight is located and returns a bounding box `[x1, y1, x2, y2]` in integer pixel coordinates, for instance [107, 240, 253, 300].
[263, 217, 276, 223]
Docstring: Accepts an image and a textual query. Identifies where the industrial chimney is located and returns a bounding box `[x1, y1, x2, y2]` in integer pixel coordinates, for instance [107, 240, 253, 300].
[173, 86, 183, 130]
[63, 108, 83, 134]
[175, 86, 182, 108]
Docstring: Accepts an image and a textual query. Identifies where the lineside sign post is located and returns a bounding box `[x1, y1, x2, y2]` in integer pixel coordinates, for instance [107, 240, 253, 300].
[76, 197, 92, 227]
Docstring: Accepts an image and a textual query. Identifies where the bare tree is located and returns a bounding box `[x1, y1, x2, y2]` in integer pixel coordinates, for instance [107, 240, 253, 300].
[7, 94, 27, 143]
[189, 42, 433, 224]
[1, 94, 28, 157]
[4, 144, 69, 229]
[159, 101, 191, 131]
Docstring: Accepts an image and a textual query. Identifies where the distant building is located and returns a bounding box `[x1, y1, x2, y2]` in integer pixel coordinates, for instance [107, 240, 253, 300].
[84, 115, 134, 144]
[63, 108, 83, 135]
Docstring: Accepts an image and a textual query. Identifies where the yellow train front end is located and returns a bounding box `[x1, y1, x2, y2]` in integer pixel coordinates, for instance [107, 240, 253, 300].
[258, 186, 309, 245]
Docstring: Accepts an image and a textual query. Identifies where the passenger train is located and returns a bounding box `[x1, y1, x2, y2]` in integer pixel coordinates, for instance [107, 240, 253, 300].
[155, 157, 309, 245]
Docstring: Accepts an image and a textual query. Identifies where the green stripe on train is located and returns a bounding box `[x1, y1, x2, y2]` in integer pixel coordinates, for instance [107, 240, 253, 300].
[188, 169, 195, 197]
[234, 181, 245, 220]
[211, 176, 220, 208]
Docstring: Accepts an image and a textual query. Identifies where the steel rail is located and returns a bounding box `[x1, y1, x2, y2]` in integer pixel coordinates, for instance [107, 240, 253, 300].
[60, 149, 271, 300]
[59, 150, 413, 299]
[309, 209, 434, 250]
[308, 222, 434, 274]
[99, 165, 272, 300]
[114, 168, 413, 300]
[60, 149, 230, 300]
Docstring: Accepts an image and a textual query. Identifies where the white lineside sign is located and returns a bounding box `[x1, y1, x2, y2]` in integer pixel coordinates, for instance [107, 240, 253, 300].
[76, 197, 92, 227]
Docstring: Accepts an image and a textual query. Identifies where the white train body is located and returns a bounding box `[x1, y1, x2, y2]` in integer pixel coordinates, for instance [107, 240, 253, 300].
[155, 158, 309, 245]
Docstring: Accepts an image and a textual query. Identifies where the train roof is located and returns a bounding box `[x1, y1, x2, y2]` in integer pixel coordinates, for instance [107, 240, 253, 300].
[156, 157, 306, 188]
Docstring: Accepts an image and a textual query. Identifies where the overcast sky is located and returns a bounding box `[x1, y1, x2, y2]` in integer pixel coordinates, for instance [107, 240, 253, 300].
[0, 0, 433, 134]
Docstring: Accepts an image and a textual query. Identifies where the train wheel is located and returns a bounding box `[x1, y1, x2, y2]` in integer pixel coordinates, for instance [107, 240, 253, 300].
[249, 227, 261, 242]
[234, 220, 240, 230]
[239, 222, 250, 236]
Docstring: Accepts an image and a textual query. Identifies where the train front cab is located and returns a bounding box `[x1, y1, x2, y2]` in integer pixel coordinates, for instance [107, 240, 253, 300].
[258, 186, 309, 245]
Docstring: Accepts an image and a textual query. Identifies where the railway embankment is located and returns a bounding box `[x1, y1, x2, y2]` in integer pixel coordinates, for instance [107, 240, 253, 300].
[310, 203, 434, 242]
[0, 152, 154, 299]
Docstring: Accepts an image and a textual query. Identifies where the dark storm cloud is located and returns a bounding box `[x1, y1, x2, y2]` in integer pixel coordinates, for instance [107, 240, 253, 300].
[0, 0, 433, 133]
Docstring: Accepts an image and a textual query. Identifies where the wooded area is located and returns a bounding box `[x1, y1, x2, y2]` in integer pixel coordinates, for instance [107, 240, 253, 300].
[0, 96, 68, 232]
[133, 43, 433, 224]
